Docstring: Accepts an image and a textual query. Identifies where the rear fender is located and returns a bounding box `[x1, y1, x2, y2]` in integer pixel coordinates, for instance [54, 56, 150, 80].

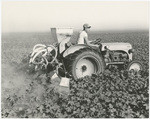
[63, 44, 91, 57]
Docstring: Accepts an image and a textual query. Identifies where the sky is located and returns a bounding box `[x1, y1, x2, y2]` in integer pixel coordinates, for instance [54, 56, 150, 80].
[2, 1, 149, 32]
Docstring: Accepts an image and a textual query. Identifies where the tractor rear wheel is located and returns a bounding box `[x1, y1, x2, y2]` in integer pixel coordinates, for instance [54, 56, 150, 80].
[66, 48, 105, 79]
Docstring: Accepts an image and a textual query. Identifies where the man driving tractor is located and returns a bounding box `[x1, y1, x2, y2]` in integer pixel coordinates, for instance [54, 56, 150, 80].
[77, 23, 99, 48]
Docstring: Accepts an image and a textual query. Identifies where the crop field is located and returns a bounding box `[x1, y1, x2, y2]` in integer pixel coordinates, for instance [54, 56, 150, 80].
[1, 31, 149, 118]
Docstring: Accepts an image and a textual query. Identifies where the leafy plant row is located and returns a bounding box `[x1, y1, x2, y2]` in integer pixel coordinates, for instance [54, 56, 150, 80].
[2, 66, 148, 118]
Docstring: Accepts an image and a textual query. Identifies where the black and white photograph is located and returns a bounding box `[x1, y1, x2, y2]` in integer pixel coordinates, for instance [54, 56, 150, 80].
[1, 1, 149, 118]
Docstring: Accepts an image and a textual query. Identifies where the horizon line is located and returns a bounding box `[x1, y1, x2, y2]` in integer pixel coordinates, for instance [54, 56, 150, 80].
[2, 29, 149, 33]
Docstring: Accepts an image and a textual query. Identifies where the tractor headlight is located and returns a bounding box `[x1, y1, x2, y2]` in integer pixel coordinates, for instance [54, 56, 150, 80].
[128, 49, 134, 54]
[104, 45, 109, 49]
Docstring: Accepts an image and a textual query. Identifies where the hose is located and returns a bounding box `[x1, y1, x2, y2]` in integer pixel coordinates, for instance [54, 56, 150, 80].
[33, 44, 46, 51]
[29, 44, 57, 66]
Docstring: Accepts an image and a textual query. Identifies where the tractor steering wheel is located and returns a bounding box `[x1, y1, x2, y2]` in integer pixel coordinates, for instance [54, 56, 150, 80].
[90, 38, 102, 45]
[95, 38, 102, 42]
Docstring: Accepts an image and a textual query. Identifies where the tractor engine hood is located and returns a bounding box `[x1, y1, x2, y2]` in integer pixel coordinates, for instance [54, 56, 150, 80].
[101, 42, 132, 51]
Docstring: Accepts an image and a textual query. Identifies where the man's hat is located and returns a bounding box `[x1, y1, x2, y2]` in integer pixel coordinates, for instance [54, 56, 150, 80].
[83, 23, 91, 28]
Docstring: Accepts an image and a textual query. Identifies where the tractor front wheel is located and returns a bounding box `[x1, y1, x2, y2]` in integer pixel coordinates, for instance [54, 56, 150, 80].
[67, 48, 105, 79]
[126, 61, 143, 74]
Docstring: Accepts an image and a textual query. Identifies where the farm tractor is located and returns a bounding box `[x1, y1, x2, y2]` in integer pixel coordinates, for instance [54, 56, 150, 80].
[29, 28, 142, 85]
